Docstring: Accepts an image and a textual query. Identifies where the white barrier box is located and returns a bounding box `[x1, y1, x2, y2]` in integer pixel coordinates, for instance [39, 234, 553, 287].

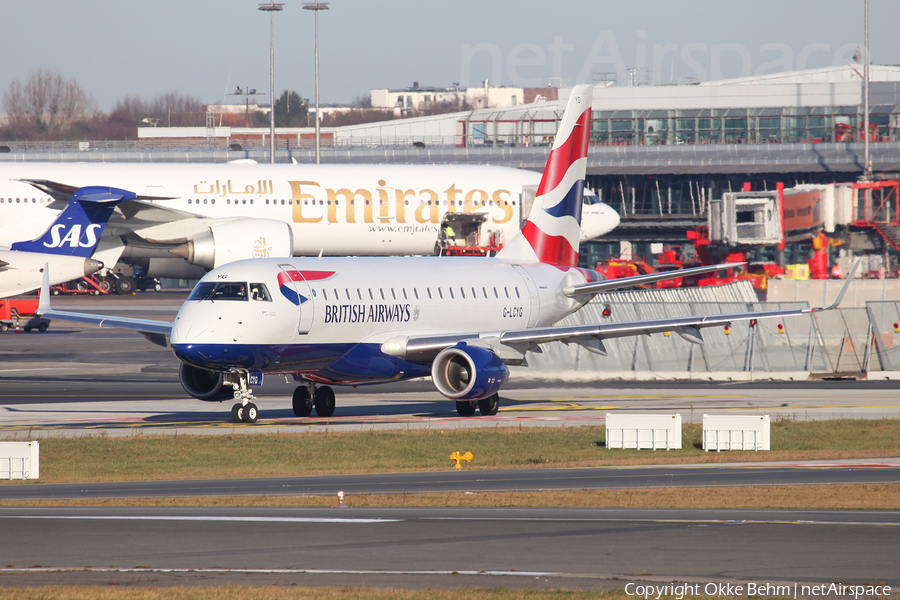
[0, 441, 40, 479]
[606, 413, 682, 450]
[703, 415, 770, 451]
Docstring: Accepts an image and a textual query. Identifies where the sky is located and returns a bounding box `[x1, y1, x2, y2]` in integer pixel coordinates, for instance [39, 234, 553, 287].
[1, 0, 898, 112]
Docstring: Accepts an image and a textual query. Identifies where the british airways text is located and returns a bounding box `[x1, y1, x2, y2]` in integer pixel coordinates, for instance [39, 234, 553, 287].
[324, 303, 411, 324]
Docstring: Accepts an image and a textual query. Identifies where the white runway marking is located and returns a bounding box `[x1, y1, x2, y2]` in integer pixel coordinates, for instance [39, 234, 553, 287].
[2, 515, 399, 524]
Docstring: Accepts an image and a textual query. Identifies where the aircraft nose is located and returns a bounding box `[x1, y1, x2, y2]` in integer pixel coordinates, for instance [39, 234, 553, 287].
[604, 204, 621, 229]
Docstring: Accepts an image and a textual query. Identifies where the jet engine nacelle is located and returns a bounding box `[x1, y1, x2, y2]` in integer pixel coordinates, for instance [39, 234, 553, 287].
[178, 363, 234, 402]
[172, 219, 293, 270]
[430, 343, 508, 400]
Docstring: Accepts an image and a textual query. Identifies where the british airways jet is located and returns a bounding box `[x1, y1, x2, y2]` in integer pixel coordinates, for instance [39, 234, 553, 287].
[37, 86, 858, 423]
[0, 186, 133, 298]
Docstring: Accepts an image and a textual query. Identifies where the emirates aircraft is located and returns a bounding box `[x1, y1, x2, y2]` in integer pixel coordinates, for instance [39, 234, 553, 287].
[37, 86, 857, 423]
[0, 153, 619, 280]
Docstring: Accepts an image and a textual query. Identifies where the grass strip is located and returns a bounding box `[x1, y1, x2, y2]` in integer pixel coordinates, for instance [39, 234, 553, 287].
[2, 419, 897, 485]
[1, 484, 898, 510]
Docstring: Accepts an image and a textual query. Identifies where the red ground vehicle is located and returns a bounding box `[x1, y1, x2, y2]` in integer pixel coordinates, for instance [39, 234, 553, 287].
[0, 298, 50, 333]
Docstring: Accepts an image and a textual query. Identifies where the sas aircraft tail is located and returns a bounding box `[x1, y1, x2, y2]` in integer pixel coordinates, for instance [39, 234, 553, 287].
[10, 186, 135, 257]
[496, 84, 592, 267]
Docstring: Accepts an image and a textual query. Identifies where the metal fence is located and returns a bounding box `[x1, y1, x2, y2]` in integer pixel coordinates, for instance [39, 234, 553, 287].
[513, 282, 900, 379]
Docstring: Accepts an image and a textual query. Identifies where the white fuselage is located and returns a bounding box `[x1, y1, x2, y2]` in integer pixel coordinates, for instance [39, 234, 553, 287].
[170, 255, 589, 383]
[0, 250, 99, 299]
[0, 163, 618, 259]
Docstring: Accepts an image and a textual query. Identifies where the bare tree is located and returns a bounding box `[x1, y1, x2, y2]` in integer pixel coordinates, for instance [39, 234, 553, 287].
[112, 91, 205, 127]
[3, 69, 97, 134]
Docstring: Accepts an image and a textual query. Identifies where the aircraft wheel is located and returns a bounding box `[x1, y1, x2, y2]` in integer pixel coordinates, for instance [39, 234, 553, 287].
[115, 276, 135, 295]
[231, 403, 243, 423]
[242, 402, 259, 423]
[456, 400, 477, 417]
[478, 393, 499, 416]
[292, 387, 313, 417]
[313, 386, 336, 417]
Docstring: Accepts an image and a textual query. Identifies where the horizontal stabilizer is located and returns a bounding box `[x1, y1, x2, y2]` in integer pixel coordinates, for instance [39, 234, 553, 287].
[563, 262, 745, 296]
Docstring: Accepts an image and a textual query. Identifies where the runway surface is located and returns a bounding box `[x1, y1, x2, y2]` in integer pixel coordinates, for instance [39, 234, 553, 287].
[1, 507, 897, 590]
[2, 461, 900, 502]
[1, 292, 899, 436]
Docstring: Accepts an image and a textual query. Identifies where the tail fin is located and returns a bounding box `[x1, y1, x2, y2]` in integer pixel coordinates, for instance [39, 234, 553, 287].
[497, 84, 592, 266]
[11, 186, 135, 257]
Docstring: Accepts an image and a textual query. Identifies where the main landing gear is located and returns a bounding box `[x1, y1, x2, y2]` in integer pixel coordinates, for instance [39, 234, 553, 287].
[292, 380, 336, 418]
[228, 371, 259, 424]
[455, 393, 500, 417]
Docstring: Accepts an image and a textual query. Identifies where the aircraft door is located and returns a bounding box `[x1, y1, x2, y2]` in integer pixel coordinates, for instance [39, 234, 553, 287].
[512, 265, 541, 328]
[278, 263, 315, 335]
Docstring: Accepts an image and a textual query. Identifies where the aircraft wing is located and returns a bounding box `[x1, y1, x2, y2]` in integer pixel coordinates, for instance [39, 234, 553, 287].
[36, 267, 172, 347]
[383, 260, 860, 362]
[19, 178, 196, 225]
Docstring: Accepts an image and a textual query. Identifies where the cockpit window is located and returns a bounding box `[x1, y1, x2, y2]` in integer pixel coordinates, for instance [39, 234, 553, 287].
[582, 190, 600, 205]
[250, 283, 271, 301]
[187, 281, 248, 301]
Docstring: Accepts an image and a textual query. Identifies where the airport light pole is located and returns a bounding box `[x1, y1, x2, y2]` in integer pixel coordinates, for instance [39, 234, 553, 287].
[259, 1, 284, 164]
[228, 87, 263, 128]
[303, 1, 329, 164]
[863, 0, 871, 181]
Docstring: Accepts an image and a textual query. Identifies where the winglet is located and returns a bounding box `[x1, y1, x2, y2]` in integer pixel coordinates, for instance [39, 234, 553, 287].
[817, 258, 861, 311]
[38, 263, 51, 315]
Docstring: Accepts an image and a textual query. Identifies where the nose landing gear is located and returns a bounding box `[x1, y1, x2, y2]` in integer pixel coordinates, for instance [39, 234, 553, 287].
[227, 371, 258, 424]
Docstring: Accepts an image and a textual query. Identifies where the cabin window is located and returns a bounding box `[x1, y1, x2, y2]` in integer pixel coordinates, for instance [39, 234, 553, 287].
[345, 288, 351, 299]
[460, 287, 466, 299]
[368, 289, 374, 300]
[504, 287, 510, 298]
[482, 287, 488, 298]
[515, 287, 521, 299]
[427, 288, 433, 299]
[333, 289, 340, 301]
[250, 283, 271, 301]
[391, 289, 397, 300]
[357, 289, 363, 300]
[493, 287, 499, 298]
[449, 288, 455, 299]
[413, 288, 419, 300]
[380, 289, 385, 300]
[473, 287, 478, 298]
[438, 288, 444, 299]
[323, 289, 329, 301]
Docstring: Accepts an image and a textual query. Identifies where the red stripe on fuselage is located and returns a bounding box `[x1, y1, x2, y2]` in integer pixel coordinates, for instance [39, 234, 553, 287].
[277, 270, 336, 286]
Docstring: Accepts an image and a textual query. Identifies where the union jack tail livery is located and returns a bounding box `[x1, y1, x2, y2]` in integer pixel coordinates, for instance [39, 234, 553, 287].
[497, 84, 592, 267]
[11, 186, 135, 257]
